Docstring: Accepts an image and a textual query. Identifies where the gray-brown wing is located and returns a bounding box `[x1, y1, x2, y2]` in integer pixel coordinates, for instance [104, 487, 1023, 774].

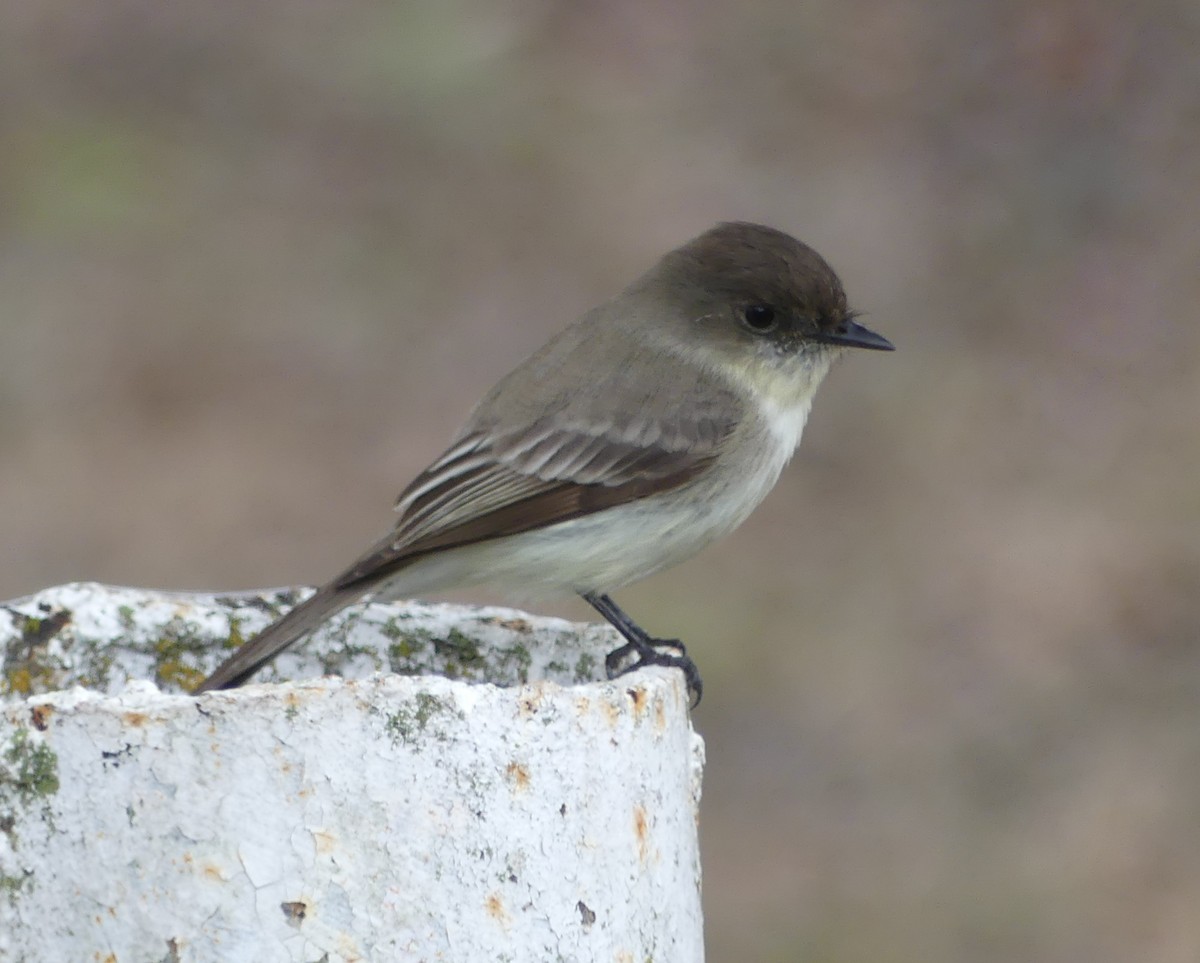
[334, 407, 737, 590]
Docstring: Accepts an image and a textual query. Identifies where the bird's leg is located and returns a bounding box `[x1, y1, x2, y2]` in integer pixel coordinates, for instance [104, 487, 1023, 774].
[580, 592, 702, 706]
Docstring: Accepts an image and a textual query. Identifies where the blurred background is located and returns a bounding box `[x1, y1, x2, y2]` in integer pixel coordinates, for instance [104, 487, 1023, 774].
[3, 1, 1199, 959]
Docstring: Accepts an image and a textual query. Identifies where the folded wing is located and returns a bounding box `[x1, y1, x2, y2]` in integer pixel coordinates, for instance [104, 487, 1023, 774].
[335, 403, 737, 590]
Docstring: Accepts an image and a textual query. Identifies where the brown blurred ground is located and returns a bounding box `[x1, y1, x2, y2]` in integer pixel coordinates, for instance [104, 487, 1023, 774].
[3, 1, 1199, 959]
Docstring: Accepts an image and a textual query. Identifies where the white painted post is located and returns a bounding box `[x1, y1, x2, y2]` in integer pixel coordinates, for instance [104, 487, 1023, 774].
[0, 583, 705, 962]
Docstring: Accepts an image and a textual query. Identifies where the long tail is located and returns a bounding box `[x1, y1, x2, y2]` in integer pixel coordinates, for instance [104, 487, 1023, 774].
[193, 582, 363, 693]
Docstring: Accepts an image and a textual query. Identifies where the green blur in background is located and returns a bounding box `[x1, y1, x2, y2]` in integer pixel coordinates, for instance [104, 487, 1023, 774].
[3, 2, 1199, 960]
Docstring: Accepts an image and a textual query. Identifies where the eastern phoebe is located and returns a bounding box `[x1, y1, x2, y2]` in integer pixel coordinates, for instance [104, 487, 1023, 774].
[195, 222, 892, 701]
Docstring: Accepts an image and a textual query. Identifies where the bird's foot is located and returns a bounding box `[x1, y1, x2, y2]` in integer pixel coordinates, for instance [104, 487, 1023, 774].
[605, 637, 703, 707]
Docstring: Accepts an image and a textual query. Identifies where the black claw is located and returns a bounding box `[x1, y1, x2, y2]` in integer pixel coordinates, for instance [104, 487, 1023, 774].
[604, 640, 636, 676]
[583, 591, 704, 707]
[602, 635, 703, 707]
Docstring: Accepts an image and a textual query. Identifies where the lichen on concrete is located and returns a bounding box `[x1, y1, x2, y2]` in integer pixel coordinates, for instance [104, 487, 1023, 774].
[1, 582, 617, 697]
[383, 692, 466, 748]
[1, 725, 60, 864]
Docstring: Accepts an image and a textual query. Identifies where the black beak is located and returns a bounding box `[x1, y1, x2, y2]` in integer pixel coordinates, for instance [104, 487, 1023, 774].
[818, 318, 895, 351]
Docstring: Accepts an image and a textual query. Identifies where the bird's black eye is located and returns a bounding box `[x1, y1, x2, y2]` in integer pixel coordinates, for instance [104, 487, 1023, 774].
[742, 304, 777, 332]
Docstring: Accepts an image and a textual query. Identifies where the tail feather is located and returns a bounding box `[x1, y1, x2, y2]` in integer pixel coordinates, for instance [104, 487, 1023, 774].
[193, 584, 362, 693]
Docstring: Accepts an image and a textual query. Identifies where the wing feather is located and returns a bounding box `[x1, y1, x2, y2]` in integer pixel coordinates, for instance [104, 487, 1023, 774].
[330, 320, 748, 592]
[335, 406, 737, 590]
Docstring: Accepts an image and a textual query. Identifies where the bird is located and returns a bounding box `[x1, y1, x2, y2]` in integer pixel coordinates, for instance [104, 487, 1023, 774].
[194, 222, 893, 703]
